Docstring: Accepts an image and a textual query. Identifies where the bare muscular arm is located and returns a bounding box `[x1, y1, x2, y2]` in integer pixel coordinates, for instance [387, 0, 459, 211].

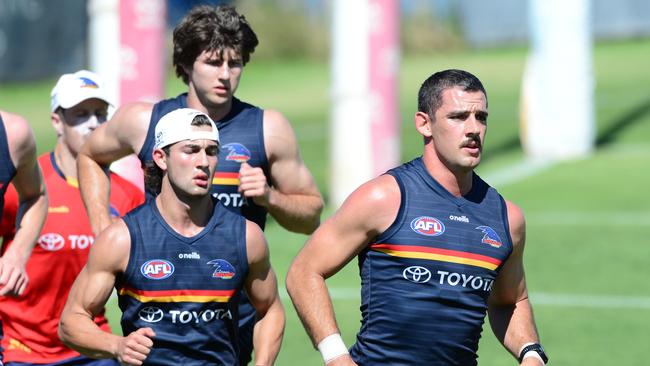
[0, 111, 47, 296]
[238, 109, 323, 234]
[286, 175, 400, 364]
[488, 200, 543, 365]
[59, 220, 155, 366]
[245, 220, 285, 366]
[78, 102, 152, 235]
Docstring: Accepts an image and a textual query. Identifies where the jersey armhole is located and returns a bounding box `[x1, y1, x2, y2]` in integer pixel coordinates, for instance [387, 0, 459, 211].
[374, 172, 407, 242]
[136, 108, 157, 163]
[116, 214, 138, 289]
[257, 108, 271, 182]
[239, 216, 250, 280]
[498, 194, 515, 258]
[0, 116, 17, 174]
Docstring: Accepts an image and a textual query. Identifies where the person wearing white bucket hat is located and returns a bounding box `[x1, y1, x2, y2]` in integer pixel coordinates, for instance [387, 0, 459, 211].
[0, 70, 143, 366]
[60, 108, 284, 366]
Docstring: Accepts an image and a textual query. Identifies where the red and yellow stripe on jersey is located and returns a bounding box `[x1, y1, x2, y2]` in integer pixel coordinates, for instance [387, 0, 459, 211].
[370, 243, 503, 270]
[119, 287, 236, 303]
[212, 172, 239, 186]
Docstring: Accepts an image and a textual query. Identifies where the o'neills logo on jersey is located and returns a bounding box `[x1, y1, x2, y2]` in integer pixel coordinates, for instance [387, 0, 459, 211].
[207, 259, 236, 279]
[223, 143, 251, 163]
[410, 216, 445, 236]
[141, 259, 175, 280]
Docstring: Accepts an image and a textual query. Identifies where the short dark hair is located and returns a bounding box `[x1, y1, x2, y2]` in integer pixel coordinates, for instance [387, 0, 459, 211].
[417, 69, 487, 118]
[144, 114, 220, 195]
[173, 5, 259, 84]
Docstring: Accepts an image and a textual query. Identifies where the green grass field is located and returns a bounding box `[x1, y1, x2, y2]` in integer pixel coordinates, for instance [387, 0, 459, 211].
[2, 38, 650, 365]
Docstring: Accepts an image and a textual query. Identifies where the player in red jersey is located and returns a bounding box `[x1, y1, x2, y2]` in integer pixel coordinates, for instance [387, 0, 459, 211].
[0, 70, 144, 366]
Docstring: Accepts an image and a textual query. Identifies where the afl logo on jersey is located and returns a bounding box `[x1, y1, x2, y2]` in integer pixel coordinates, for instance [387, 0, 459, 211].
[141, 259, 175, 280]
[38, 233, 65, 251]
[207, 259, 236, 279]
[410, 216, 445, 236]
[223, 143, 251, 163]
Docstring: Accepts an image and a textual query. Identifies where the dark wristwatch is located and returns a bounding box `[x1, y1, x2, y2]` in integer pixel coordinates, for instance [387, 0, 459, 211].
[518, 343, 548, 364]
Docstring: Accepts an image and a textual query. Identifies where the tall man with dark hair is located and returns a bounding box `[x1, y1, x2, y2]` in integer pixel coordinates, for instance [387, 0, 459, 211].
[77, 5, 322, 364]
[60, 108, 285, 366]
[287, 69, 548, 365]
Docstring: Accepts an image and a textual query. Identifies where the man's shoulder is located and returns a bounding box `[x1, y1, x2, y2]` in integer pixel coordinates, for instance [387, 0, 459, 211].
[1, 111, 35, 161]
[113, 101, 155, 125]
[339, 174, 401, 218]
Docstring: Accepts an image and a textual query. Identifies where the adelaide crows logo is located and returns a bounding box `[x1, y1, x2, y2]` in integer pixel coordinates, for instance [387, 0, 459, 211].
[78, 77, 99, 88]
[207, 259, 236, 279]
[223, 143, 251, 163]
[475, 226, 503, 248]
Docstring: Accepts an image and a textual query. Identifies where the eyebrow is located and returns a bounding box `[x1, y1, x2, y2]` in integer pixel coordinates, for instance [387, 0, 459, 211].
[182, 141, 218, 148]
[447, 110, 489, 119]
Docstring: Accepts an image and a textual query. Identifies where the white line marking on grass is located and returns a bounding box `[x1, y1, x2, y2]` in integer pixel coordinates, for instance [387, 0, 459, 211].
[482, 159, 554, 187]
[279, 288, 650, 309]
[480, 142, 650, 188]
[528, 211, 650, 226]
[530, 292, 650, 309]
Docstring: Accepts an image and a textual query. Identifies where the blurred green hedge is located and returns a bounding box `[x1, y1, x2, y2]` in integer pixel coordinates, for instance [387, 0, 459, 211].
[236, 0, 465, 61]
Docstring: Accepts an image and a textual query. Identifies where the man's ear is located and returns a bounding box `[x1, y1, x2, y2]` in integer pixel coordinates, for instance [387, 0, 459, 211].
[152, 148, 168, 170]
[182, 64, 192, 81]
[51, 111, 64, 137]
[415, 111, 433, 138]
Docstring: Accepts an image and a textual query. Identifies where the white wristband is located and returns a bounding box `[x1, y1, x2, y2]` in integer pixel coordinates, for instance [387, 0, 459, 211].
[522, 351, 545, 364]
[519, 342, 544, 365]
[317, 333, 349, 364]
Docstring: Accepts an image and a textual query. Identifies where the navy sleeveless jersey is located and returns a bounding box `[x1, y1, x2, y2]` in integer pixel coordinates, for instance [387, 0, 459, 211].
[118, 198, 248, 365]
[0, 115, 17, 223]
[349, 157, 514, 366]
[140, 94, 270, 229]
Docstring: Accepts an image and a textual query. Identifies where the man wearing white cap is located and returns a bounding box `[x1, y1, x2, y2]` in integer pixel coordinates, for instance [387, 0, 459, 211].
[77, 6, 321, 364]
[0, 70, 143, 366]
[60, 108, 285, 366]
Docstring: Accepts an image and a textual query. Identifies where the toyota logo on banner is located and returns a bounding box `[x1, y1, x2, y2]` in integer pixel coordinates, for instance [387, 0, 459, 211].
[402, 266, 431, 283]
[138, 306, 164, 323]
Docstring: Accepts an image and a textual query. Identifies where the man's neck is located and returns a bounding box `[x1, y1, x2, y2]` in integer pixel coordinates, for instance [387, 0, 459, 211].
[422, 149, 474, 197]
[156, 186, 214, 237]
[54, 142, 77, 180]
[186, 89, 233, 122]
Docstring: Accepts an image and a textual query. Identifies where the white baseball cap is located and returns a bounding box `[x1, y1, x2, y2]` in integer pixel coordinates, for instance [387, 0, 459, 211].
[154, 108, 220, 149]
[50, 70, 112, 112]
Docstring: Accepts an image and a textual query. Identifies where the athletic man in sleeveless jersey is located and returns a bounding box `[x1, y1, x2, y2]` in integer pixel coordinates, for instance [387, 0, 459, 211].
[76, 7, 321, 364]
[287, 70, 547, 366]
[60, 109, 284, 366]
